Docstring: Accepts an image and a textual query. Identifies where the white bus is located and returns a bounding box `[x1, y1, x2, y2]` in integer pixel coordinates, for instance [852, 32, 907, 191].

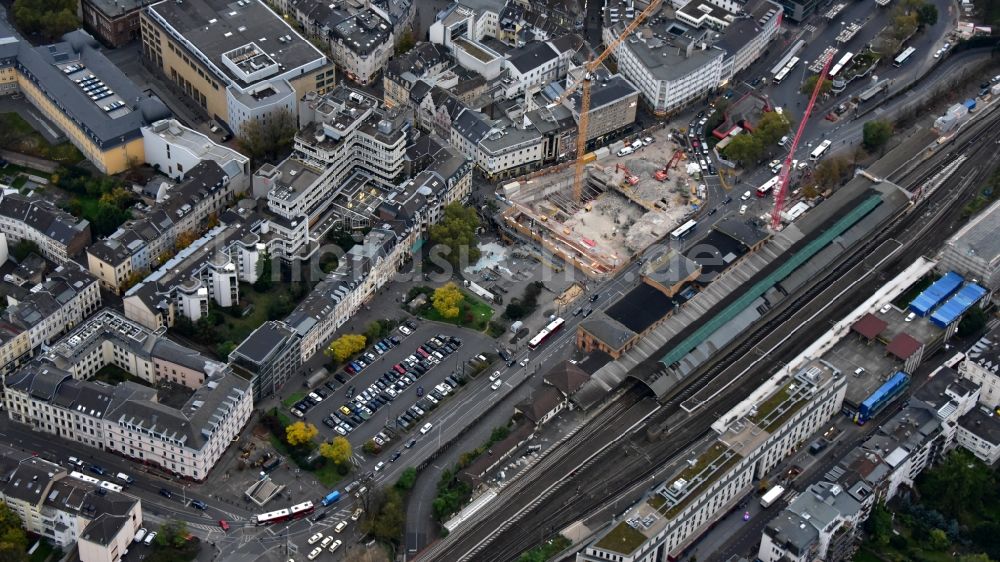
[828, 52, 853, 78]
[670, 220, 698, 240]
[893, 46, 916, 67]
[809, 139, 833, 161]
[772, 56, 800, 85]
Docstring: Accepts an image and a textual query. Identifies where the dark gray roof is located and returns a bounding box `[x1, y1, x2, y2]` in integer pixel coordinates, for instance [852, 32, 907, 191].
[9, 29, 170, 148]
[0, 457, 60, 504]
[84, 0, 145, 18]
[960, 408, 1000, 446]
[452, 108, 492, 144]
[388, 42, 449, 80]
[507, 41, 558, 74]
[329, 9, 392, 56]
[0, 194, 91, 246]
[232, 321, 296, 365]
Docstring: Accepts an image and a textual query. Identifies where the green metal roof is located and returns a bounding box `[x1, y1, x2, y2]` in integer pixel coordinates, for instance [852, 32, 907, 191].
[659, 194, 883, 366]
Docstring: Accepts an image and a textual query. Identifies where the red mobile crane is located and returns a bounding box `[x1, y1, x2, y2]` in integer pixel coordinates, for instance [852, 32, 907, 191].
[771, 53, 834, 230]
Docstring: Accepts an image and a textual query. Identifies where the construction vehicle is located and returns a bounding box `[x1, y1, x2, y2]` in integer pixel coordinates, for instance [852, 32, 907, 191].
[617, 163, 639, 186]
[553, 0, 663, 203]
[771, 53, 834, 230]
[654, 149, 685, 181]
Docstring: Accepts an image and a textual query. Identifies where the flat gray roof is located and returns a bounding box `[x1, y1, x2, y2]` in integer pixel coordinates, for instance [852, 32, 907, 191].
[147, 0, 325, 87]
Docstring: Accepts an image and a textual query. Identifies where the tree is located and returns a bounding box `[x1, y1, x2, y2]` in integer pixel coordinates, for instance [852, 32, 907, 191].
[365, 320, 385, 342]
[863, 120, 894, 152]
[343, 545, 391, 562]
[285, 421, 318, 447]
[929, 528, 950, 551]
[958, 554, 993, 562]
[154, 520, 189, 549]
[11, 240, 39, 262]
[918, 2, 938, 26]
[325, 334, 367, 363]
[254, 252, 273, 291]
[958, 305, 987, 337]
[432, 283, 465, 319]
[800, 74, 833, 96]
[319, 436, 352, 465]
[216, 341, 236, 360]
[755, 110, 792, 148]
[724, 134, 763, 165]
[813, 156, 849, 190]
[892, 11, 919, 40]
[174, 230, 200, 251]
[395, 29, 416, 55]
[396, 467, 417, 491]
[429, 203, 481, 269]
[12, 0, 78, 39]
[237, 108, 299, 162]
[359, 488, 405, 544]
[866, 502, 893, 545]
[0, 502, 28, 562]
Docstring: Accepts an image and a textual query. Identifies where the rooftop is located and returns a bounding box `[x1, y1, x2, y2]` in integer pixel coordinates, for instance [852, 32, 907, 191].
[454, 37, 501, 64]
[0, 193, 91, 246]
[146, 0, 326, 88]
[86, 0, 145, 17]
[331, 9, 392, 56]
[605, 283, 677, 335]
[506, 41, 559, 74]
[966, 324, 1000, 378]
[944, 198, 1000, 269]
[959, 407, 1000, 446]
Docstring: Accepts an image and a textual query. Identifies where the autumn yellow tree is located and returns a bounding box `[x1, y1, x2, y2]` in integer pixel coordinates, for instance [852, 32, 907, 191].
[432, 282, 464, 319]
[319, 436, 352, 465]
[285, 421, 318, 447]
[325, 334, 367, 363]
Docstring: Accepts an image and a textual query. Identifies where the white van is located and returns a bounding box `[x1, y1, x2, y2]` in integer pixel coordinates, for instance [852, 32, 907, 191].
[616, 146, 634, 157]
[779, 135, 789, 147]
[116, 472, 135, 486]
[630, 139, 643, 150]
[740, 190, 752, 201]
[421, 423, 433, 435]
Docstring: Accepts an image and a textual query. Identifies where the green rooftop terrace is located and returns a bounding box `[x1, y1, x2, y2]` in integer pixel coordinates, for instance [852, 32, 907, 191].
[594, 520, 649, 555]
[750, 380, 810, 433]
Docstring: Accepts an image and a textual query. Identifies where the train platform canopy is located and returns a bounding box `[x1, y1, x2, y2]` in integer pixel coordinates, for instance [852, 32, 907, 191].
[931, 282, 988, 328]
[909, 271, 964, 316]
[851, 313, 887, 340]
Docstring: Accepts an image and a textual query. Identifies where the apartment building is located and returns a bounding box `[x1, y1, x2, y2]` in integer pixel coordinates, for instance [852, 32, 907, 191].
[0, 24, 171, 174]
[938, 198, 1000, 290]
[140, 0, 334, 135]
[577, 360, 847, 562]
[229, 320, 301, 400]
[329, 9, 394, 85]
[4, 310, 252, 481]
[0, 449, 143, 562]
[563, 71, 640, 146]
[602, 0, 781, 116]
[0, 194, 92, 263]
[142, 118, 251, 190]
[80, 0, 145, 47]
[87, 161, 238, 292]
[501, 40, 569, 98]
[960, 324, 1000, 408]
[123, 207, 265, 329]
[383, 42, 452, 108]
[1, 262, 101, 374]
[430, 0, 502, 49]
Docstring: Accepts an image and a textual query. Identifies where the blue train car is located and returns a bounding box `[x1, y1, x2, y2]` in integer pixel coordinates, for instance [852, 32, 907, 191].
[855, 371, 910, 424]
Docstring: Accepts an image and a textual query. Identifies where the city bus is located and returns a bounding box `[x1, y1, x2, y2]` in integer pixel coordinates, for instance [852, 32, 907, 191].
[828, 52, 853, 78]
[528, 317, 566, 350]
[772, 57, 799, 85]
[893, 46, 916, 67]
[756, 175, 781, 197]
[670, 219, 698, 240]
[809, 139, 832, 161]
[255, 501, 315, 525]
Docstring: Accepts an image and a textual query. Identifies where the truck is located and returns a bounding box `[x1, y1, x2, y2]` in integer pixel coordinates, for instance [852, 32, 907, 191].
[262, 457, 281, 473]
[320, 490, 341, 507]
[964, 98, 977, 113]
[760, 485, 785, 508]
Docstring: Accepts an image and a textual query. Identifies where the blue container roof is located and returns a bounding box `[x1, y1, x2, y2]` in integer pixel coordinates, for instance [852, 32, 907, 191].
[910, 271, 964, 316]
[861, 371, 909, 409]
[931, 282, 987, 327]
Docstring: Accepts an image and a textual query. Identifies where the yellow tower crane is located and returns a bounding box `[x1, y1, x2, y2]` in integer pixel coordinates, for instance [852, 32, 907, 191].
[555, 0, 663, 203]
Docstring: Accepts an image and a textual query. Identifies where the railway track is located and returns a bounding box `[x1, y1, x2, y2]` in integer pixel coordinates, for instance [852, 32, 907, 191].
[421, 110, 1000, 562]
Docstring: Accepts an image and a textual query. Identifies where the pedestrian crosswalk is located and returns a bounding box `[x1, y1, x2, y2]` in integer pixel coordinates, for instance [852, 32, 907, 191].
[803, 24, 818, 34]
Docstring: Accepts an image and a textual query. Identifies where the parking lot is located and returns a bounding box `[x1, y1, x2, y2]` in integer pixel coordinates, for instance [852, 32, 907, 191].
[292, 319, 499, 463]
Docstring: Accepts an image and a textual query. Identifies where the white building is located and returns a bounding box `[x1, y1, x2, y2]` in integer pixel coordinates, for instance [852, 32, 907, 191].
[602, 0, 782, 115]
[4, 310, 252, 481]
[0, 449, 143, 562]
[577, 360, 847, 562]
[0, 194, 91, 263]
[937, 174, 1000, 290]
[141, 118, 250, 190]
[959, 325, 1000, 409]
[502, 41, 568, 98]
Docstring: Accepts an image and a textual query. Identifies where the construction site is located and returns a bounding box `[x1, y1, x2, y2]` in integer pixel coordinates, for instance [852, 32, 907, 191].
[500, 137, 698, 278]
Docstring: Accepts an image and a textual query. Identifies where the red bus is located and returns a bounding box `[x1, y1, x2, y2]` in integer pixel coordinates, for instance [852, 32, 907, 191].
[254, 501, 315, 525]
[528, 318, 565, 350]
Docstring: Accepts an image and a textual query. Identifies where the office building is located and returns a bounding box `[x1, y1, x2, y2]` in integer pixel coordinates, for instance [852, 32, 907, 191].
[4, 310, 251, 481]
[229, 320, 301, 400]
[140, 0, 334, 135]
[0, 24, 171, 174]
[938, 198, 1000, 290]
[141, 118, 250, 189]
